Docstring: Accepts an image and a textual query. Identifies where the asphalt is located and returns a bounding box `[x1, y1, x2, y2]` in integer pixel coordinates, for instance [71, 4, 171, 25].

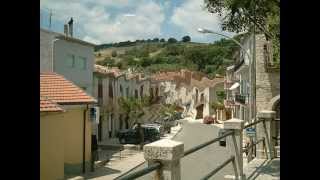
[130, 120, 235, 180]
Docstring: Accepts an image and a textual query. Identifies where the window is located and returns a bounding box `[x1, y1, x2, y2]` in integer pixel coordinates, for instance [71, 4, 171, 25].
[109, 81, 113, 98]
[66, 54, 75, 68]
[140, 85, 144, 98]
[120, 85, 123, 97]
[126, 87, 129, 97]
[78, 56, 87, 70]
[135, 89, 138, 98]
[195, 89, 199, 103]
[98, 79, 103, 98]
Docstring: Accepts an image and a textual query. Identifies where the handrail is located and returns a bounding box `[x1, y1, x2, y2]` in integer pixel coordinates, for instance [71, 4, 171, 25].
[200, 156, 236, 180]
[183, 130, 234, 157]
[244, 138, 265, 152]
[117, 162, 162, 180]
[244, 119, 264, 129]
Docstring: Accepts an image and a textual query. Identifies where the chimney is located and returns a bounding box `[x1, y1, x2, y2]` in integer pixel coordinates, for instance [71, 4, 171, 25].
[64, 24, 69, 36]
[68, 17, 73, 37]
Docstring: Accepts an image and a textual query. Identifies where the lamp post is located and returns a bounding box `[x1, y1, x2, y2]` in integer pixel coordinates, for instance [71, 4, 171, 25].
[197, 28, 254, 124]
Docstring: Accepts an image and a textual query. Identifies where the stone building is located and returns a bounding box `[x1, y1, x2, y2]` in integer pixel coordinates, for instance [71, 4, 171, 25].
[150, 69, 225, 120]
[224, 34, 280, 152]
[92, 65, 150, 142]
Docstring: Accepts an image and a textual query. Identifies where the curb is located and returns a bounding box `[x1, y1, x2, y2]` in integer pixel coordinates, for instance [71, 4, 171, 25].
[171, 124, 183, 139]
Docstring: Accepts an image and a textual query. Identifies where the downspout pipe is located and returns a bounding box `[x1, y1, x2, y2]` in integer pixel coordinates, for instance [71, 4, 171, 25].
[82, 105, 88, 173]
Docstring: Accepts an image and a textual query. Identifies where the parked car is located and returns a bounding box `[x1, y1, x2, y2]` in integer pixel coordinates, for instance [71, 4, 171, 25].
[136, 123, 165, 136]
[156, 116, 177, 133]
[117, 124, 161, 144]
[218, 129, 227, 147]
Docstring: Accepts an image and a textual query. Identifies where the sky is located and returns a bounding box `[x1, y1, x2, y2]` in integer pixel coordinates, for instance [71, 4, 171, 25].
[40, 0, 235, 45]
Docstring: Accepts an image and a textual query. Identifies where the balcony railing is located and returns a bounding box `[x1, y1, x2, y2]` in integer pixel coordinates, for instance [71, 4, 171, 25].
[235, 94, 246, 104]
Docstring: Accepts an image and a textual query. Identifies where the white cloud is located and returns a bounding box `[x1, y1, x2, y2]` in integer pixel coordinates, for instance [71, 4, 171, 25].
[83, 36, 101, 45]
[171, 0, 235, 42]
[40, 0, 165, 44]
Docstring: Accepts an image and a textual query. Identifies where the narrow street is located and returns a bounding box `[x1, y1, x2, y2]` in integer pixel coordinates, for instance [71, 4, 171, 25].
[127, 121, 235, 180]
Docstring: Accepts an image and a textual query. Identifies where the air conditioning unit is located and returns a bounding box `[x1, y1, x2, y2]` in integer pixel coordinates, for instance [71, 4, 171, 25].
[90, 106, 100, 124]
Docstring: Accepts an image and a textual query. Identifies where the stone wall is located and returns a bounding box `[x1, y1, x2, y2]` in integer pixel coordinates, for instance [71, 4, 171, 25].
[255, 34, 280, 112]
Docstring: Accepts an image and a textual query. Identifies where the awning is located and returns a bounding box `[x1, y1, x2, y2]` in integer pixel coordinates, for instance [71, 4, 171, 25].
[229, 82, 240, 90]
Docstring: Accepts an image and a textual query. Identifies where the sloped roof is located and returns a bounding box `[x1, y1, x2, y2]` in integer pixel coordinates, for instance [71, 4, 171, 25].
[94, 64, 123, 77]
[40, 96, 64, 112]
[40, 72, 97, 105]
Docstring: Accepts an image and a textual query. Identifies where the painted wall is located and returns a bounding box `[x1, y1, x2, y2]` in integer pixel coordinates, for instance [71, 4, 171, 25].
[40, 112, 65, 180]
[40, 106, 92, 178]
[40, 29, 59, 72]
[53, 40, 94, 95]
[62, 107, 91, 166]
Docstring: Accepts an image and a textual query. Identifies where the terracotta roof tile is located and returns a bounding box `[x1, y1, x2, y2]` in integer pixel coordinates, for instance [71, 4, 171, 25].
[40, 96, 64, 112]
[40, 72, 97, 105]
[94, 64, 123, 77]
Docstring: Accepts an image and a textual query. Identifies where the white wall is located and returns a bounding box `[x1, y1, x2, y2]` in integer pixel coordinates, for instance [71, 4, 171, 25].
[40, 29, 58, 72]
[53, 39, 94, 95]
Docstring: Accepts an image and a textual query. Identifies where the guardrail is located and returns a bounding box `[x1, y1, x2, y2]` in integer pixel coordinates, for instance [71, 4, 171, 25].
[182, 130, 239, 179]
[118, 131, 237, 180]
[118, 162, 162, 180]
[118, 110, 276, 180]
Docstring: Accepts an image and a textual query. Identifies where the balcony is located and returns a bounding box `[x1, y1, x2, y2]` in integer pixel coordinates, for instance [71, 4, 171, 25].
[224, 99, 235, 108]
[235, 94, 246, 104]
[224, 81, 233, 90]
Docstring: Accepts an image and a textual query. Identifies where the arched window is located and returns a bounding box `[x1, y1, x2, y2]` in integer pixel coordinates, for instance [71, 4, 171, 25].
[109, 81, 113, 98]
[140, 85, 144, 98]
[195, 89, 199, 103]
[135, 89, 138, 98]
[120, 85, 123, 97]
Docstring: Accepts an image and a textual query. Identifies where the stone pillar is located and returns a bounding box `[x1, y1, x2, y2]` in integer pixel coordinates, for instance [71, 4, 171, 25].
[223, 118, 245, 180]
[256, 110, 276, 159]
[144, 139, 184, 180]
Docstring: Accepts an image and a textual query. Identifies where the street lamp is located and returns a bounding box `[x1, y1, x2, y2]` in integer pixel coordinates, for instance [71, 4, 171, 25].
[197, 28, 254, 123]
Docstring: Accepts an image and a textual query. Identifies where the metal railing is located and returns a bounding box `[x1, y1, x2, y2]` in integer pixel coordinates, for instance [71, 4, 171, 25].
[243, 119, 269, 163]
[117, 162, 162, 180]
[182, 130, 239, 180]
[118, 130, 237, 180]
[119, 116, 275, 180]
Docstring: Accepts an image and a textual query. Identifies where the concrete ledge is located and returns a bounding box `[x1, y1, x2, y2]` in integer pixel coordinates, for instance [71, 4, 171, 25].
[67, 176, 84, 180]
[223, 118, 244, 130]
[257, 111, 276, 119]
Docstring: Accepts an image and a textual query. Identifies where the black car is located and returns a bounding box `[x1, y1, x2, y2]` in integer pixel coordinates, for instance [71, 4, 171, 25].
[117, 125, 161, 144]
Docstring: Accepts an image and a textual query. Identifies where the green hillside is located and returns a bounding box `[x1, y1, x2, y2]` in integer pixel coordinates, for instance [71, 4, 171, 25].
[95, 36, 243, 78]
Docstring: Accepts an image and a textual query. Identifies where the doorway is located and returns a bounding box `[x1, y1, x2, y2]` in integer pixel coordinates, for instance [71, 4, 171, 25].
[98, 116, 102, 142]
[196, 104, 204, 119]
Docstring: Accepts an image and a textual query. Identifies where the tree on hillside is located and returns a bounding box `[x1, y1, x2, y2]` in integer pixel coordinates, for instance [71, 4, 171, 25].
[111, 50, 117, 57]
[160, 38, 165, 42]
[96, 57, 115, 67]
[182, 35, 191, 42]
[168, 37, 178, 43]
[153, 38, 159, 42]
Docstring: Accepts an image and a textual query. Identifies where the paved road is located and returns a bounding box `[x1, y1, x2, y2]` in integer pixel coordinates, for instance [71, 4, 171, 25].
[128, 121, 235, 180]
